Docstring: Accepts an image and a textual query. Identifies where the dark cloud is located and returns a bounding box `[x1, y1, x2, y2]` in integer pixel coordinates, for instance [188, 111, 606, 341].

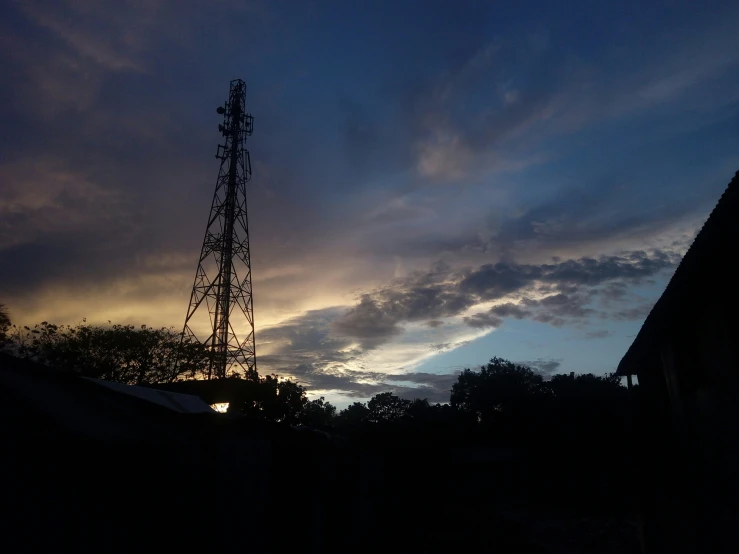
[469, 253, 679, 300]
[531, 314, 567, 328]
[459, 263, 543, 301]
[461, 301, 534, 330]
[285, 366, 388, 398]
[257, 308, 360, 376]
[350, 250, 678, 338]
[535, 293, 594, 319]
[426, 319, 445, 328]
[6, 244, 671, 392]
[433, 339, 472, 353]
[495, 184, 705, 256]
[612, 303, 655, 321]
[585, 330, 612, 339]
[333, 273, 476, 344]
[490, 303, 533, 319]
[463, 312, 504, 329]
[543, 251, 679, 286]
[272, 362, 459, 404]
[380, 286, 476, 322]
[259, 307, 352, 354]
[456, 251, 679, 303]
[398, 260, 458, 288]
[256, 305, 462, 403]
[596, 282, 630, 305]
[518, 358, 562, 378]
[332, 295, 403, 349]
[383, 371, 460, 403]
[256, 307, 464, 403]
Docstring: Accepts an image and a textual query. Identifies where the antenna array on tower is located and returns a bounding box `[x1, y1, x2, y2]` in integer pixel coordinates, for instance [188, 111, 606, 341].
[179, 78, 256, 380]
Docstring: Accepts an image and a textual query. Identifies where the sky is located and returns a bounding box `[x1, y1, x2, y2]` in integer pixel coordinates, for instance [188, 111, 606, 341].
[1, 0, 738, 408]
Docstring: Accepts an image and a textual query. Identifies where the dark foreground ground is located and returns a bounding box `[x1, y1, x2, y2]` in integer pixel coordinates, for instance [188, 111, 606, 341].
[4, 411, 640, 553]
[329, 426, 641, 553]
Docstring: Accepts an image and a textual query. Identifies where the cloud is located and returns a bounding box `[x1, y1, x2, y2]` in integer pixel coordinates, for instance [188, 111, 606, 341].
[611, 303, 655, 321]
[584, 330, 611, 339]
[331, 249, 678, 342]
[533, 293, 594, 320]
[253, 303, 483, 402]
[279, 363, 460, 404]
[383, 371, 460, 403]
[518, 358, 562, 378]
[258, 307, 358, 369]
[490, 303, 533, 319]
[542, 251, 679, 285]
[19, 0, 152, 72]
[497, 182, 696, 251]
[596, 282, 630, 306]
[416, 134, 473, 180]
[0, 158, 126, 249]
[463, 312, 504, 329]
[394, 4, 739, 183]
[459, 263, 543, 300]
[461, 301, 533, 329]
[459, 252, 680, 303]
[379, 285, 476, 322]
[332, 295, 403, 349]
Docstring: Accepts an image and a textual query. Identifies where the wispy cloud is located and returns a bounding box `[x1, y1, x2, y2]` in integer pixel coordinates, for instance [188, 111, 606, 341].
[19, 0, 157, 72]
[0, 157, 125, 249]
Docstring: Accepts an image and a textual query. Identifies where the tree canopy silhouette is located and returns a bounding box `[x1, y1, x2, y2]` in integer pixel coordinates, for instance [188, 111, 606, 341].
[301, 396, 338, 430]
[336, 401, 370, 427]
[0, 304, 10, 347]
[3, 316, 628, 444]
[451, 357, 550, 425]
[9, 320, 208, 384]
[367, 391, 411, 423]
[229, 373, 310, 423]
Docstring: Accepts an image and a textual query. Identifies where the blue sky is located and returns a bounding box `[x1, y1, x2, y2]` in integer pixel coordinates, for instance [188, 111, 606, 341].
[1, 0, 738, 407]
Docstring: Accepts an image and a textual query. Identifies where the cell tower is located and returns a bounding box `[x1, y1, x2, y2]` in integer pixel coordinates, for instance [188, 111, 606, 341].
[180, 78, 256, 380]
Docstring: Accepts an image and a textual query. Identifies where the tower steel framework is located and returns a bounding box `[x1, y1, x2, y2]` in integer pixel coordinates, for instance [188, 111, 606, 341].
[180, 78, 256, 380]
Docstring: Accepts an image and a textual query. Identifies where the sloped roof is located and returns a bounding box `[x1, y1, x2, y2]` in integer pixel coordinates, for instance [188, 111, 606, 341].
[85, 377, 214, 414]
[143, 377, 259, 404]
[618, 170, 739, 376]
[0, 352, 212, 441]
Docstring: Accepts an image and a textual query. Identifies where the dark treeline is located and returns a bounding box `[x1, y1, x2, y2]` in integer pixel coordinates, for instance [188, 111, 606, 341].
[4, 319, 628, 437]
[2, 314, 639, 550]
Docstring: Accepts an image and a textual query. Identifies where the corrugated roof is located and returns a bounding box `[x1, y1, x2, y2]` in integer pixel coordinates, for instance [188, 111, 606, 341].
[617, 170, 739, 375]
[84, 377, 215, 414]
[0, 352, 191, 441]
[143, 377, 259, 404]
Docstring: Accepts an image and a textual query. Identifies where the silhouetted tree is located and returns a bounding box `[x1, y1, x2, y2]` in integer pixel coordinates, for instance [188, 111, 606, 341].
[226, 373, 315, 425]
[547, 371, 628, 439]
[405, 398, 432, 420]
[11, 320, 208, 383]
[451, 357, 549, 425]
[0, 304, 10, 347]
[301, 396, 337, 429]
[336, 402, 370, 427]
[429, 402, 455, 422]
[548, 371, 624, 399]
[239, 374, 308, 423]
[367, 392, 410, 423]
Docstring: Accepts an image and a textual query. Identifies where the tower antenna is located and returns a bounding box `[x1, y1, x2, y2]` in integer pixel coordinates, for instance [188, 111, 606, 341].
[179, 78, 256, 380]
